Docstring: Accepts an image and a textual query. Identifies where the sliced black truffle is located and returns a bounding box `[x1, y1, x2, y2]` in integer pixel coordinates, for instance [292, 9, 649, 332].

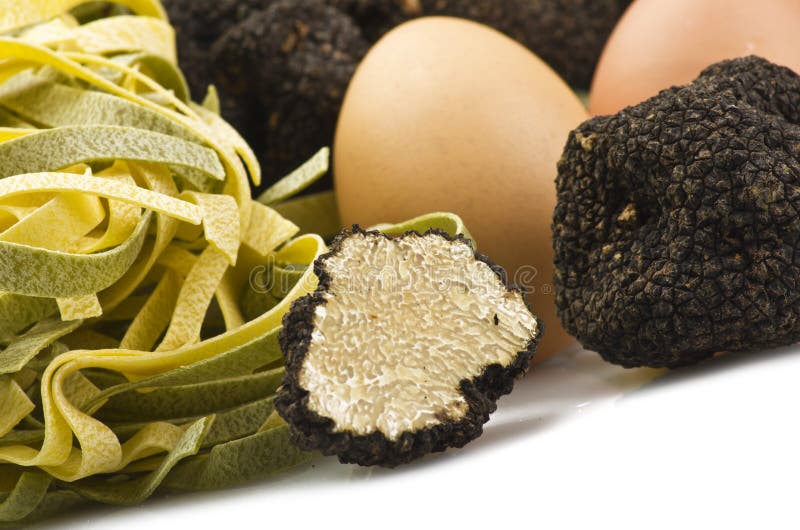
[275, 227, 541, 467]
[210, 0, 367, 187]
[553, 56, 800, 368]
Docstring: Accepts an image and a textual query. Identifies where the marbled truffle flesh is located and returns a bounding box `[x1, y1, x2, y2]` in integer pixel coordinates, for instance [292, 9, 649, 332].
[276, 228, 541, 467]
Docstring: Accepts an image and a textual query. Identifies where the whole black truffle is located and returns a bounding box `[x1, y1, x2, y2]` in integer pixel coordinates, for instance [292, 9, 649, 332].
[275, 227, 541, 467]
[420, 0, 627, 88]
[211, 0, 367, 186]
[325, 0, 421, 41]
[553, 56, 800, 369]
[328, 0, 629, 88]
[163, 0, 625, 193]
[162, 0, 271, 99]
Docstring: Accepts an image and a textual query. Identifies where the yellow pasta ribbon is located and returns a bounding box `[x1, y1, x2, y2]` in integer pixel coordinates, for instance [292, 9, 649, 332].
[0, 2, 331, 523]
[0, 0, 167, 34]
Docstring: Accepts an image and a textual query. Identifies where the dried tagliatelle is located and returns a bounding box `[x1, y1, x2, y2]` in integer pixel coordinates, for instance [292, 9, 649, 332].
[0, 2, 337, 524]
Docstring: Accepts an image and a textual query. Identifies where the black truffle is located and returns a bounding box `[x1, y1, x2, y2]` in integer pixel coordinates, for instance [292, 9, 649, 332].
[275, 227, 541, 467]
[162, 0, 271, 100]
[328, 0, 629, 89]
[325, 0, 421, 41]
[553, 56, 800, 368]
[429, 0, 629, 88]
[163, 0, 626, 193]
[210, 0, 367, 186]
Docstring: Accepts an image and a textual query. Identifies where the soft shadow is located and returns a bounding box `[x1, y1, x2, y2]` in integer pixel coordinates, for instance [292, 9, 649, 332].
[28, 461, 320, 529]
[506, 350, 663, 413]
[362, 349, 667, 480]
[629, 343, 800, 398]
[29, 503, 128, 530]
[365, 414, 561, 480]
[469, 414, 560, 452]
[28, 348, 672, 525]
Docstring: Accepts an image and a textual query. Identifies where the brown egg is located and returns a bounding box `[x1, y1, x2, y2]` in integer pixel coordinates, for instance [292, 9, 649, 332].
[334, 17, 588, 360]
[591, 0, 800, 115]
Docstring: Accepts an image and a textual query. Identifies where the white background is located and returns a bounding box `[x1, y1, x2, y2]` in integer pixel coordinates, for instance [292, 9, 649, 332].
[33, 345, 800, 529]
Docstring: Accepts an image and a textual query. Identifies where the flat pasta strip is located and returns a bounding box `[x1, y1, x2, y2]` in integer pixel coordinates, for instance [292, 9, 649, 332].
[0, 212, 151, 297]
[72, 16, 177, 64]
[0, 0, 167, 34]
[157, 246, 231, 352]
[0, 472, 51, 522]
[0, 377, 34, 438]
[0, 172, 200, 223]
[0, 193, 105, 252]
[0, 71, 198, 142]
[0, 3, 345, 523]
[0, 125, 224, 184]
[257, 147, 329, 205]
[56, 295, 103, 321]
[243, 201, 300, 257]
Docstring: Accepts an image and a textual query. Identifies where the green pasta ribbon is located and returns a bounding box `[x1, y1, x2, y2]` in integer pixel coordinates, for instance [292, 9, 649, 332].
[0, 3, 327, 523]
[0, 1, 473, 524]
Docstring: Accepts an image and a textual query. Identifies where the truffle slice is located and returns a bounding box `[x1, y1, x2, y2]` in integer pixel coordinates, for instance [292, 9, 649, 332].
[553, 56, 800, 369]
[275, 228, 541, 467]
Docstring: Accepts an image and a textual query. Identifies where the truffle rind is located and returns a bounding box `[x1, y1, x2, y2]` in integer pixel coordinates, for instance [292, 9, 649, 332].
[553, 56, 800, 368]
[210, 0, 367, 187]
[275, 227, 541, 467]
[163, 0, 271, 99]
[325, 0, 421, 41]
[417, 0, 627, 88]
[330, 0, 629, 88]
[163, 0, 627, 193]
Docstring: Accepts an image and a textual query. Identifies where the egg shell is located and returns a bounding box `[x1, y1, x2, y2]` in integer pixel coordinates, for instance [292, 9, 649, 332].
[591, 0, 800, 115]
[334, 17, 588, 360]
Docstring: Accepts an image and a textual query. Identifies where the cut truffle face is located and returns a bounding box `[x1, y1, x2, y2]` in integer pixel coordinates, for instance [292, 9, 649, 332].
[553, 56, 800, 369]
[276, 228, 540, 467]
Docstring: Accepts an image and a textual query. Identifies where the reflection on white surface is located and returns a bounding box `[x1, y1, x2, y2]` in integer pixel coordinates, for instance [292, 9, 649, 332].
[33, 345, 800, 529]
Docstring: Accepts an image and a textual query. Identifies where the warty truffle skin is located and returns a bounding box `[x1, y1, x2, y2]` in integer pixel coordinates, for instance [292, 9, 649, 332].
[325, 0, 422, 41]
[329, 0, 629, 88]
[211, 0, 368, 186]
[163, 0, 624, 192]
[275, 227, 541, 467]
[553, 56, 800, 369]
[418, 0, 628, 88]
[161, 0, 272, 99]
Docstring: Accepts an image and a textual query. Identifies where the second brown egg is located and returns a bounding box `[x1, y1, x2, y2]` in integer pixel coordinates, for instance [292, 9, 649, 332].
[591, 0, 800, 115]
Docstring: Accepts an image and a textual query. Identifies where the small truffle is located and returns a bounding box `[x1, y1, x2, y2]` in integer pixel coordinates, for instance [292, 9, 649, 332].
[211, 0, 368, 186]
[553, 56, 800, 368]
[275, 227, 541, 467]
